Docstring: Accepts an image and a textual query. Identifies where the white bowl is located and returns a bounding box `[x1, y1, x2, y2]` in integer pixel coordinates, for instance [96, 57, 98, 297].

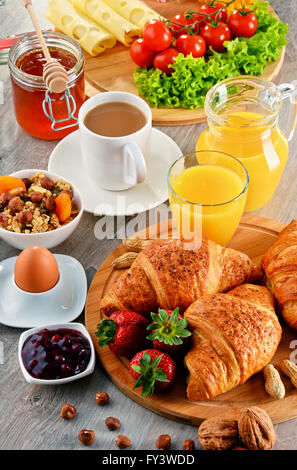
[0, 169, 84, 250]
[18, 322, 95, 385]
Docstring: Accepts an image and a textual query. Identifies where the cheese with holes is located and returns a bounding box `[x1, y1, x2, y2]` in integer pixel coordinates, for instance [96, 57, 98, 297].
[73, 0, 142, 46]
[101, 0, 160, 28]
[46, 0, 116, 56]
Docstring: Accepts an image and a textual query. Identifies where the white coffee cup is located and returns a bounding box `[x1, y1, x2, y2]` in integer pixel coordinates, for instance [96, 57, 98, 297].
[78, 91, 152, 191]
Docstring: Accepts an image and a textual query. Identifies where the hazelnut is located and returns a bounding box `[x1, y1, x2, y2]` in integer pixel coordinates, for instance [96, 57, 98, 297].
[40, 176, 54, 190]
[182, 439, 195, 450]
[22, 178, 31, 189]
[45, 196, 56, 212]
[95, 392, 110, 406]
[156, 434, 171, 450]
[17, 210, 32, 225]
[0, 192, 10, 206]
[30, 192, 44, 204]
[60, 404, 76, 419]
[116, 435, 131, 449]
[78, 429, 95, 446]
[8, 197, 23, 214]
[105, 416, 120, 431]
[0, 213, 9, 228]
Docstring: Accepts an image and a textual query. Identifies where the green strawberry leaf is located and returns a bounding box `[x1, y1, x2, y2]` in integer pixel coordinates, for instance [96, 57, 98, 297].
[131, 365, 143, 374]
[139, 351, 152, 368]
[176, 329, 192, 338]
[146, 307, 191, 346]
[150, 312, 160, 323]
[151, 354, 163, 369]
[170, 308, 179, 324]
[154, 369, 169, 382]
[95, 319, 117, 348]
[132, 352, 169, 397]
[158, 309, 169, 323]
[133, 375, 146, 390]
[142, 381, 155, 397]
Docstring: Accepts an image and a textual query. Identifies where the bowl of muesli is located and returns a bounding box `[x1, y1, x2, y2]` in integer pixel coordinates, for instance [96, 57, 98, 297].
[0, 169, 83, 249]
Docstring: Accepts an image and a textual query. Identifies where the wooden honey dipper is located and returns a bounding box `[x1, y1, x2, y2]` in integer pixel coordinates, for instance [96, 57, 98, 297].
[20, 0, 68, 94]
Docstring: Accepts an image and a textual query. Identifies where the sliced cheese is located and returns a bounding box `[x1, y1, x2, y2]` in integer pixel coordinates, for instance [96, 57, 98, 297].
[101, 0, 161, 28]
[46, 0, 116, 56]
[73, 0, 142, 46]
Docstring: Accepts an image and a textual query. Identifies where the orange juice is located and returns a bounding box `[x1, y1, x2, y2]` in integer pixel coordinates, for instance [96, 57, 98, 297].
[196, 112, 289, 211]
[169, 163, 247, 246]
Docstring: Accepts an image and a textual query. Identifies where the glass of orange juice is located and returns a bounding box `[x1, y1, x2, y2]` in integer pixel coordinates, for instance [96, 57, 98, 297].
[168, 151, 249, 246]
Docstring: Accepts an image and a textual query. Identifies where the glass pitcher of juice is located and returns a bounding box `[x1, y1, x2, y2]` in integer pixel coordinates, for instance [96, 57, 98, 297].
[196, 76, 297, 211]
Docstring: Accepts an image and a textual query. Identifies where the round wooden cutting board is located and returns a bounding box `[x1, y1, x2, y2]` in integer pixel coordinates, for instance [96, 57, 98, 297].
[85, 214, 297, 425]
[84, 0, 285, 126]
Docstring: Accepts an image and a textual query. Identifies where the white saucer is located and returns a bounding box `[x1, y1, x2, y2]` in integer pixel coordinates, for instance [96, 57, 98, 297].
[0, 255, 87, 329]
[48, 129, 182, 216]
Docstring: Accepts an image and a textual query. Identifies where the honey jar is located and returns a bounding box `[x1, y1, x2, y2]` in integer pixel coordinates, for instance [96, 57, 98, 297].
[8, 31, 85, 140]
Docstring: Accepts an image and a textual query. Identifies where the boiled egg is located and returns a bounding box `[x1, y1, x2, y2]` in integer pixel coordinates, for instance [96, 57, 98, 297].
[14, 246, 59, 293]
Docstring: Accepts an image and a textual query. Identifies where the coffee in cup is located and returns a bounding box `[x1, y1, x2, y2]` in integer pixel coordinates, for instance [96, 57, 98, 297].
[78, 92, 152, 191]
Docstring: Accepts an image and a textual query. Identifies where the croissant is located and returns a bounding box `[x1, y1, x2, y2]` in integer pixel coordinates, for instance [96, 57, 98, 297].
[262, 220, 297, 330]
[184, 284, 282, 401]
[100, 238, 262, 317]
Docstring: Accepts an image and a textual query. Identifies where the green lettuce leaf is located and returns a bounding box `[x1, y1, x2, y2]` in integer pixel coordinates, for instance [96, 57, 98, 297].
[134, 1, 288, 109]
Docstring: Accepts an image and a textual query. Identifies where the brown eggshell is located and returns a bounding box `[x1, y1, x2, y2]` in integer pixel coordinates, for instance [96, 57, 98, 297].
[14, 246, 59, 293]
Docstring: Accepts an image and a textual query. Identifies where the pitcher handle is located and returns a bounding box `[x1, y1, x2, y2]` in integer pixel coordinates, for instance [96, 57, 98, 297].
[277, 81, 297, 142]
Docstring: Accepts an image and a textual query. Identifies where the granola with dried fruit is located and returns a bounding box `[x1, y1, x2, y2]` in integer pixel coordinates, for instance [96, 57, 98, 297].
[0, 172, 79, 234]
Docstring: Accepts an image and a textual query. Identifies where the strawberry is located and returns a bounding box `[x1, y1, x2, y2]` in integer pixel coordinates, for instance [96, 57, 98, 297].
[95, 310, 149, 357]
[147, 308, 191, 353]
[129, 349, 176, 397]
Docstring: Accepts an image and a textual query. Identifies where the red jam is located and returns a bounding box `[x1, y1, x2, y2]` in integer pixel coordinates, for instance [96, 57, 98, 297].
[21, 328, 91, 380]
[11, 47, 85, 140]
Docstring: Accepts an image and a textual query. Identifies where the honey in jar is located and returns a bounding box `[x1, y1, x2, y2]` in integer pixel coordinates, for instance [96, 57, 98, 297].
[8, 32, 85, 140]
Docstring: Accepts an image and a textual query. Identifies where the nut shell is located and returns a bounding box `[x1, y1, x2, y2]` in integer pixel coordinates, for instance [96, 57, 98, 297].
[105, 416, 120, 431]
[116, 435, 131, 449]
[95, 392, 110, 406]
[198, 418, 238, 450]
[78, 429, 95, 446]
[60, 404, 76, 419]
[156, 434, 171, 450]
[238, 407, 275, 450]
[182, 439, 195, 450]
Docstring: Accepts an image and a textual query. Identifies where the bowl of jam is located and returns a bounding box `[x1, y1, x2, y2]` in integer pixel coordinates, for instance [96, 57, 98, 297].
[18, 323, 95, 384]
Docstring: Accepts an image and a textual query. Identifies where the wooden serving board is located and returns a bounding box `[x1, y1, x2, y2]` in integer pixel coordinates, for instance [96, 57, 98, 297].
[85, 214, 297, 425]
[84, 0, 285, 126]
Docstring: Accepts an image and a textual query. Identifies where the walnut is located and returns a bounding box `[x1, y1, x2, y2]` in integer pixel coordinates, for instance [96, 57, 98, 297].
[238, 407, 275, 450]
[198, 418, 238, 450]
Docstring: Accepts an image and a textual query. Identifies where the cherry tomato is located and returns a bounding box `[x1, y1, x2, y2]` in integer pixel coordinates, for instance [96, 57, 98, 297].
[228, 9, 258, 38]
[200, 22, 231, 52]
[170, 13, 189, 37]
[130, 38, 155, 67]
[197, 2, 228, 26]
[176, 34, 206, 58]
[153, 48, 179, 75]
[143, 19, 172, 52]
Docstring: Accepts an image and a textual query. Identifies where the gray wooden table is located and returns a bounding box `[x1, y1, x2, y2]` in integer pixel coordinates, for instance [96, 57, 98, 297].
[0, 0, 296, 451]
